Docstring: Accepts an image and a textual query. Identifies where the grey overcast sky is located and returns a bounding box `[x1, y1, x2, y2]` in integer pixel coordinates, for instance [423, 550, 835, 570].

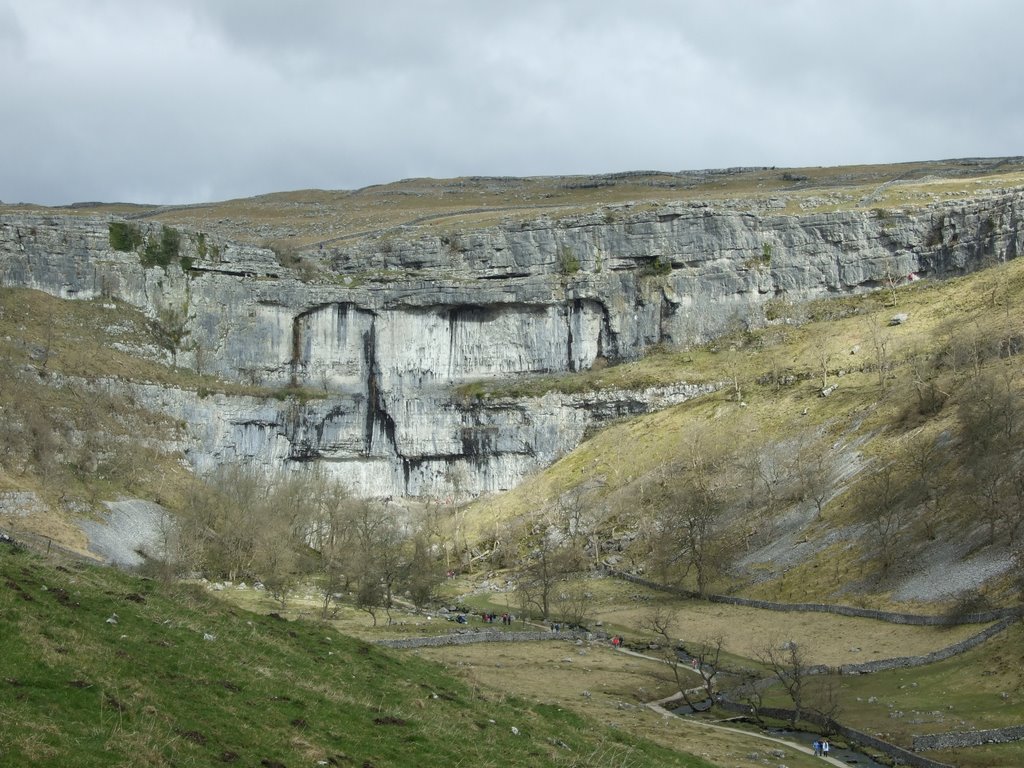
[2, 0, 1021, 206]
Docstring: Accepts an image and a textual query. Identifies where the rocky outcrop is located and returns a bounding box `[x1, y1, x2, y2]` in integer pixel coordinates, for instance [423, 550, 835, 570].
[112, 379, 714, 498]
[1, 188, 1022, 498]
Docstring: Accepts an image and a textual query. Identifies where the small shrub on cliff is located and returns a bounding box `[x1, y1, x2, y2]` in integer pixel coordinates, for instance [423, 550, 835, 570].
[108, 222, 143, 252]
[557, 245, 581, 275]
[442, 234, 465, 255]
[269, 243, 318, 280]
[765, 297, 795, 322]
[140, 226, 181, 269]
[641, 256, 672, 276]
[745, 243, 773, 270]
[269, 242, 300, 268]
[149, 302, 192, 366]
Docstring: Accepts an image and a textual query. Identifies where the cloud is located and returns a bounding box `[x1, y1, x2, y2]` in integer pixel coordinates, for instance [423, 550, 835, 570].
[1, 0, 1021, 205]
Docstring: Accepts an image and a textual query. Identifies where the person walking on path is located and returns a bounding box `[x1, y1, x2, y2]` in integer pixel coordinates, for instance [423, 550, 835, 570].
[812, 739, 821, 756]
[821, 739, 830, 759]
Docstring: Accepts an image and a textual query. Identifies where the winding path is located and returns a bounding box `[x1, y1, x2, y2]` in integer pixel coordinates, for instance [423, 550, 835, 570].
[614, 647, 848, 766]
[646, 697, 847, 766]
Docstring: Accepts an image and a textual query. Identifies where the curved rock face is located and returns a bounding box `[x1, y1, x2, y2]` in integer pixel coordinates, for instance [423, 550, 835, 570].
[1, 189, 1022, 498]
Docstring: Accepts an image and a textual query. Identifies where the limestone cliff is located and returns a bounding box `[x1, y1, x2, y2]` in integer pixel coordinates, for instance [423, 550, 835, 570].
[1, 185, 1021, 498]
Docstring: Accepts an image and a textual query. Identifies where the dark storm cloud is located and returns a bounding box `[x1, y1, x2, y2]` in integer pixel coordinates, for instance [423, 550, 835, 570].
[1, 0, 1020, 206]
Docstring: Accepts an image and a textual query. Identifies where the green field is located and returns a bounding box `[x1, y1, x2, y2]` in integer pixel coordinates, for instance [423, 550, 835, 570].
[0, 542, 716, 768]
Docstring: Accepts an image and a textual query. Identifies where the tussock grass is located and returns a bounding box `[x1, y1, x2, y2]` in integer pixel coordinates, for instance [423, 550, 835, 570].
[594, 600, 986, 667]
[218, 568, 1024, 768]
[0, 287, 327, 399]
[180, 162, 1023, 250]
[441, 254, 1024, 767]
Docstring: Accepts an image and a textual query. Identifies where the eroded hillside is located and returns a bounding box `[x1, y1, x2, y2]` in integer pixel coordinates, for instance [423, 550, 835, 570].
[461, 255, 1024, 608]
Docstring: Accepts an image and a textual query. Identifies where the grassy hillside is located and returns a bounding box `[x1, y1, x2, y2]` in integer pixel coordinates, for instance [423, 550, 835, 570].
[0, 540, 717, 768]
[0, 287, 327, 552]
[5, 222, 1024, 608]
[461, 253, 1024, 607]
[250, 563, 1021, 768]
[5, 235, 1024, 605]
[0, 289, 186, 550]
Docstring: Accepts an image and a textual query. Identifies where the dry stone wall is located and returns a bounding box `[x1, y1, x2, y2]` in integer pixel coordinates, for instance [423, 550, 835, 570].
[913, 725, 1024, 752]
[606, 569, 1022, 626]
[376, 629, 591, 649]
[837, 617, 1018, 675]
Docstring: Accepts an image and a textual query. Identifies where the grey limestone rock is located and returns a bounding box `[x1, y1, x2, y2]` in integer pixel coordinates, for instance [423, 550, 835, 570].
[2, 188, 1022, 499]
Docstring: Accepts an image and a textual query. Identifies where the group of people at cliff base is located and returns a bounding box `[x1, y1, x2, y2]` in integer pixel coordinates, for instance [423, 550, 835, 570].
[448, 611, 514, 625]
[481, 612, 512, 625]
[811, 739, 831, 758]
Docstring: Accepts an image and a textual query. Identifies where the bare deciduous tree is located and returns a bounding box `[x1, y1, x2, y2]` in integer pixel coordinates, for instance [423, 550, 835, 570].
[176, 467, 314, 606]
[149, 301, 194, 368]
[816, 347, 832, 391]
[680, 635, 725, 710]
[640, 606, 724, 711]
[865, 315, 891, 390]
[649, 477, 728, 596]
[855, 461, 909, 571]
[639, 605, 687, 699]
[514, 520, 574, 621]
[958, 369, 1024, 543]
[756, 639, 810, 725]
[404, 530, 444, 611]
[792, 430, 835, 519]
[905, 431, 951, 541]
[908, 349, 947, 416]
[550, 582, 593, 628]
[348, 499, 406, 625]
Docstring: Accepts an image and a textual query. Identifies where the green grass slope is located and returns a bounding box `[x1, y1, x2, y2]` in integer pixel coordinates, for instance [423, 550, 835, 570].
[0, 541, 715, 768]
